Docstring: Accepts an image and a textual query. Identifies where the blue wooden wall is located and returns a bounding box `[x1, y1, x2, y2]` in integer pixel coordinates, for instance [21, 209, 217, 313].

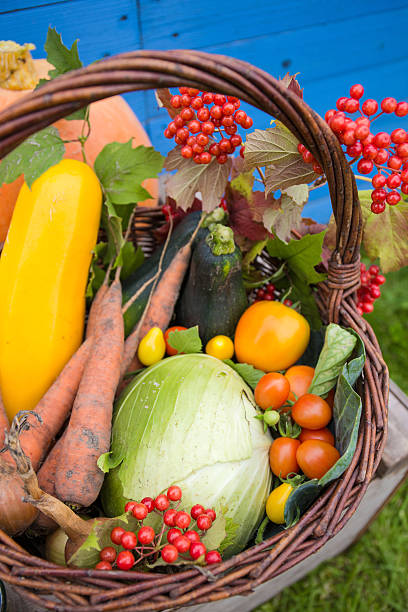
[2, 0, 408, 222]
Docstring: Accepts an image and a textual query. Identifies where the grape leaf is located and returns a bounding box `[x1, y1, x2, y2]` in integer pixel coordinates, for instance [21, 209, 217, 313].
[167, 326, 203, 354]
[308, 324, 358, 397]
[95, 141, 164, 206]
[359, 190, 408, 272]
[165, 147, 231, 213]
[279, 72, 304, 99]
[0, 127, 65, 188]
[265, 157, 317, 194]
[118, 242, 144, 281]
[282, 184, 309, 205]
[39, 27, 85, 120]
[243, 126, 300, 171]
[223, 360, 265, 389]
[263, 193, 303, 243]
[225, 184, 272, 242]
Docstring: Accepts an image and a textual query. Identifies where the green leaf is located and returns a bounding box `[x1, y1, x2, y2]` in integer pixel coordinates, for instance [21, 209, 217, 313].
[223, 360, 265, 390]
[359, 190, 408, 272]
[219, 514, 240, 555]
[265, 158, 317, 194]
[67, 512, 139, 568]
[243, 126, 300, 170]
[118, 242, 144, 281]
[86, 242, 108, 300]
[0, 127, 65, 188]
[167, 326, 203, 354]
[39, 27, 86, 120]
[262, 193, 304, 243]
[230, 171, 255, 201]
[165, 147, 231, 213]
[284, 480, 321, 527]
[296, 328, 326, 367]
[254, 515, 284, 544]
[308, 324, 358, 397]
[318, 338, 365, 486]
[102, 198, 125, 266]
[95, 141, 164, 206]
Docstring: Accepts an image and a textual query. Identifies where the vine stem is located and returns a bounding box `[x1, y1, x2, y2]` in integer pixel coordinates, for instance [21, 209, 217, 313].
[354, 174, 373, 183]
[256, 166, 266, 187]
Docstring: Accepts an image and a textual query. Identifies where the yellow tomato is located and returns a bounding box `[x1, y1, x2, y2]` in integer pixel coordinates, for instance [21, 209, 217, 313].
[266, 483, 293, 524]
[137, 327, 166, 366]
[234, 301, 310, 371]
[205, 335, 234, 360]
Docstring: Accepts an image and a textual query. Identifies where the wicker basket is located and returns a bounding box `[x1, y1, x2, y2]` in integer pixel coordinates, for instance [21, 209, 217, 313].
[0, 50, 388, 611]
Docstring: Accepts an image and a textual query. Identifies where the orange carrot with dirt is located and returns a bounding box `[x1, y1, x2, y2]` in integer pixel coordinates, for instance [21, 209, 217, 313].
[120, 218, 203, 378]
[55, 280, 124, 507]
[86, 283, 109, 339]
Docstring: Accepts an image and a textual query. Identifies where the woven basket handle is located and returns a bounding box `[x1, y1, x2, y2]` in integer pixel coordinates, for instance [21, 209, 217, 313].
[0, 49, 361, 264]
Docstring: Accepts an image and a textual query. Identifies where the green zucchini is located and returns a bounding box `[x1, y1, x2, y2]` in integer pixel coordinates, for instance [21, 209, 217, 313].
[176, 224, 248, 345]
[122, 212, 205, 336]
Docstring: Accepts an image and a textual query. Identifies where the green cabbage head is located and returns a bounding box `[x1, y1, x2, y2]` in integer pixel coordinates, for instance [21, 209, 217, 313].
[100, 354, 272, 556]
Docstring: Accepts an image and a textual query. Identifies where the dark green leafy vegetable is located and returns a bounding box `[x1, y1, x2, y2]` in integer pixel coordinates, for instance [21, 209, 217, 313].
[284, 480, 321, 527]
[308, 324, 357, 397]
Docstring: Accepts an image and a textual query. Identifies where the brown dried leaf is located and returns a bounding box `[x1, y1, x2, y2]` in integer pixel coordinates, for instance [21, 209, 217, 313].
[225, 187, 270, 241]
[263, 194, 303, 243]
[155, 88, 179, 119]
[165, 147, 231, 212]
[279, 72, 304, 99]
[265, 156, 317, 194]
[243, 126, 300, 171]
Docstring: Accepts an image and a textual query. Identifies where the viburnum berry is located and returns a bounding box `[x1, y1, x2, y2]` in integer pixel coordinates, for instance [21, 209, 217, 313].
[141, 497, 155, 513]
[125, 501, 138, 513]
[121, 531, 137, 550]
[357, 158, 374, 174]
[190, 541, 207, 560]
[111, 526, 126, 545]
[161, 544, 178, 563]
[174, 535, 191, 553]
[132, 503, 149, 521]
[381, 97, 397, 113]
[95, 561, 112, 570]
[391, 128, 407, 144]
[184, 530, 201, 543]
[205, 550, 222, 565]
[357, 263, 385, 313]
[386, 173, 401, 189]
[388, 156, 403, 171]
[396, 143, 408, 158]
[371, 201, 386, 214]
[175, 511, 191, 529]
[138, 525, 155, 545]
[181, 145, 193, 159]
[371, 188, 387, 203]
[373, 132, 391, 148]
[217, 153, 228, 164]
[386, 190, 401, 205]
[372, 173, 387, 188]
[191, 504, 205, 519]
[201, 121, 215, 135]
[167, 528, 183, 544]
[395, 101, 408, 117]
[374, 149, 389, 165]
[154, 494, 170, 511]
[336, 96, 348, 110]
[180, 107, 194, 122]
[164, 509, 178, 526]
[362, 99, 378, 116]
[191, 96, 204, 110]
[197, 514, 213, 531]
[344, 98, 359, 113]
[100, 547, 116, 563]
[350, 84, 364, 99]
[115, 551, 135, 571]
[167, 485, 182, 501]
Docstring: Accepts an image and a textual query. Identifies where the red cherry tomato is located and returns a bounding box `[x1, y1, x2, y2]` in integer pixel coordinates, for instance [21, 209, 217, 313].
[298, 427, 335, 446]
[296, 440, 340, 479]
[284, 365, 315, 402]
[254, 372, 290, 410]
[164, 326, 187, 356]
[291, 394, 332, 430]
[269, 437, 300, 478]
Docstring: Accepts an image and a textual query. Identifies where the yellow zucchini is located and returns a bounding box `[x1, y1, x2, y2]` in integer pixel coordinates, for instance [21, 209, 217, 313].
[0, 159, 102, 421]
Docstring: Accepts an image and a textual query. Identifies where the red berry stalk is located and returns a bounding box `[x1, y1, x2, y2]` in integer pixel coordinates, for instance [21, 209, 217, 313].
[299, 84, 408, 214]
[96, 486, 222, 570]
[164, 87, 252, 165]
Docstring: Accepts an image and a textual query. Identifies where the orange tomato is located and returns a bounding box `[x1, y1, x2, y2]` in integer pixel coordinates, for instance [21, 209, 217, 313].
[234, 301, 310, 372]
[296, 440, 340, 479]
[164, 326, 187, 356]
[299, 427, 335, 446]
[291, 394, 332, 430]
[284, 365, 315, 402]
[269, 437, 300, 479]
[254, 373, 290, 410]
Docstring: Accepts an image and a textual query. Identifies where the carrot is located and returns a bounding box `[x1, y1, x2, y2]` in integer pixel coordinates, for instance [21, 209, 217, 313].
[86, 283, 108, 339]
[19, 337, 93, 471]
[0, 389, 9, 447]
[120, 221, 201, 379]
[55, 280, 124, 507]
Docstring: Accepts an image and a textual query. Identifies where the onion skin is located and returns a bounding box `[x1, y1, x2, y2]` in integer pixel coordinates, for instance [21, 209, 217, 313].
[45, 528, 68, 566]
[0, 455, 37, 535]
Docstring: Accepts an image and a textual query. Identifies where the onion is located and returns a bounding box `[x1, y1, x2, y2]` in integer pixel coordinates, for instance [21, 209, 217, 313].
[45, 528, 68, 566]
[0, 454, 37, 535]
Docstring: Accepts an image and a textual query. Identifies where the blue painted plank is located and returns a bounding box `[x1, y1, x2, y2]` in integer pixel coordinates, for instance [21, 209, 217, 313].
[1, 1, 71, 14]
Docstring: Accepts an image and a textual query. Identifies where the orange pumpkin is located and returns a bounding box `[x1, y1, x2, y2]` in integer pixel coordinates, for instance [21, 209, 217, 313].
[0, 55, 158, 243]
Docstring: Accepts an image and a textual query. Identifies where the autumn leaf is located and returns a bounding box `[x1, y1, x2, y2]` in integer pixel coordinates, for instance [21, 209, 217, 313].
[283, 184, 309, 205]
[359, 190, 408, 272]
[165, 147, 231, 212]
[263, 193, 303, 243]
[155, 88, 179, 119]
[243, 126, 300, 170]
[279, 72, 304, 99]
[265, 157, 317, 195]
[225, 189, 270, 241]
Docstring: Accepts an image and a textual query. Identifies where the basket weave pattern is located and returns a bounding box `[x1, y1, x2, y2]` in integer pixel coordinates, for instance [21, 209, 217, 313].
[0, 50, 388, 611]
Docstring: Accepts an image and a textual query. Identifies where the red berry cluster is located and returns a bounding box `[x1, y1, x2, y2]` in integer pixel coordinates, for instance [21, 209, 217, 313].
[164, 87, 252, 165]
[94, 486, 222, 571]
[357, 263, 386, 315]
[253, 282, 293, 306]
[300, 84, 408, 214]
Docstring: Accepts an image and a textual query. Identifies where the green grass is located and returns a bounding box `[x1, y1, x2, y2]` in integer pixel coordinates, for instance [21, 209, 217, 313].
[255, 266, 408, 612]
